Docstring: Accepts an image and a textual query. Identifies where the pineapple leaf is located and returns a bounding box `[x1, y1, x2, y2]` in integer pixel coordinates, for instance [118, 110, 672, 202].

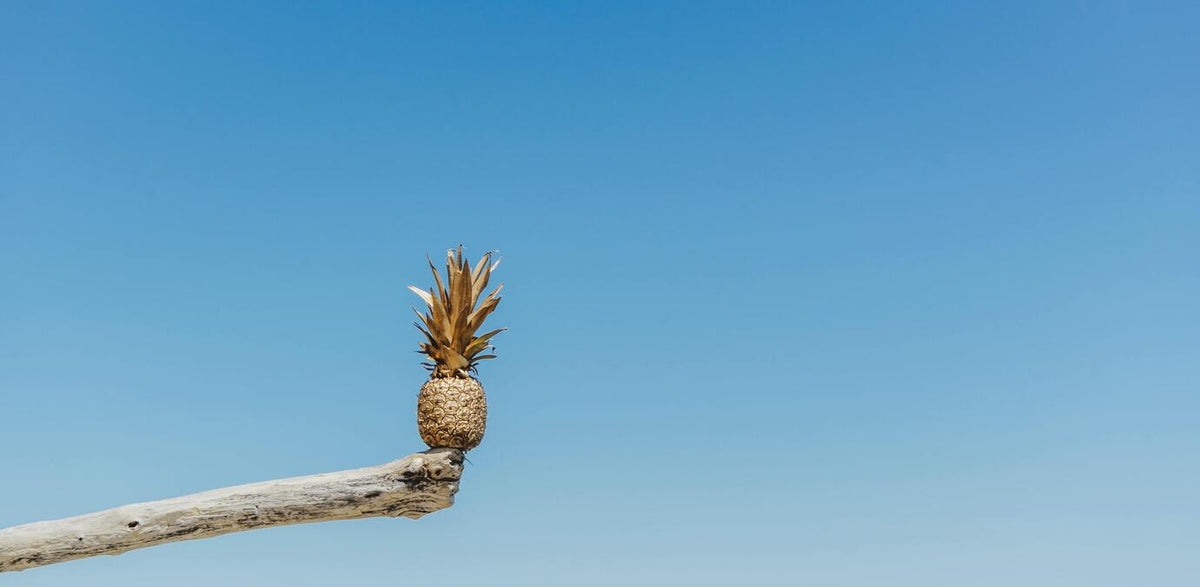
[408, 285, 434, 308]
[428, 255, 449, 306]
[412, 247, 504, 377]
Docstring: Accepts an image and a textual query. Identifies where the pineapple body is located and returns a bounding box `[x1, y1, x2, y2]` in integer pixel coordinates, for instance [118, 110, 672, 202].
[417, 376, 487, 450]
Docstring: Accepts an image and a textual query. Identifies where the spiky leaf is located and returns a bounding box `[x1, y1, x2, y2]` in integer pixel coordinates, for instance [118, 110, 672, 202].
[409, 246, 505, 378]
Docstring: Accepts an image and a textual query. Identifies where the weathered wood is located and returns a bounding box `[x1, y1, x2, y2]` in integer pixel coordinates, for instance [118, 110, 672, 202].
[0, 448, 463, 573]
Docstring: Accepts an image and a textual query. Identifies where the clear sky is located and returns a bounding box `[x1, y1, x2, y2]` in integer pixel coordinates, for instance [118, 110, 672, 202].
[2, 2, 1198, 585]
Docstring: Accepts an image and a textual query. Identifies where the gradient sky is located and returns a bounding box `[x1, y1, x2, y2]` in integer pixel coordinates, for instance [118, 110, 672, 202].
[2, 2, 1198, 586]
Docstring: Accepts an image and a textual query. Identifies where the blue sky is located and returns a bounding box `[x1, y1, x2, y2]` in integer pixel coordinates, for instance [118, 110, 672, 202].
[1, 2, 1198, 585]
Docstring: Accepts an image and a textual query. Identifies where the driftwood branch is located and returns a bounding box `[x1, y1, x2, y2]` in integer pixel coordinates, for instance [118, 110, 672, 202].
[0, 448, 463, 573]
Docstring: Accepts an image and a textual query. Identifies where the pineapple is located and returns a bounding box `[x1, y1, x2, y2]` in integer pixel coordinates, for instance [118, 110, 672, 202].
[408, 246, 504, 450]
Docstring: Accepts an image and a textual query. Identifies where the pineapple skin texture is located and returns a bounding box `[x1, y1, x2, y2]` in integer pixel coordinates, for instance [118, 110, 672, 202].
[417, 376, 487, 450]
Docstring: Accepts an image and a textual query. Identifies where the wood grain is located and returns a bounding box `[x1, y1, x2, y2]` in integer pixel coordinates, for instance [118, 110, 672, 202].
[0, 448, 462, 573]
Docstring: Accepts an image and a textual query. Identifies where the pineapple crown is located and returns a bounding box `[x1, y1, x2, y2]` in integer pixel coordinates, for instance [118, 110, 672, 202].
[409, 246, 504, 378]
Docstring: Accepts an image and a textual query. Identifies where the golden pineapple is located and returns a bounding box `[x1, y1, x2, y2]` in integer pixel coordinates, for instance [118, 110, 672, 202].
[408, 246, 503, 450]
